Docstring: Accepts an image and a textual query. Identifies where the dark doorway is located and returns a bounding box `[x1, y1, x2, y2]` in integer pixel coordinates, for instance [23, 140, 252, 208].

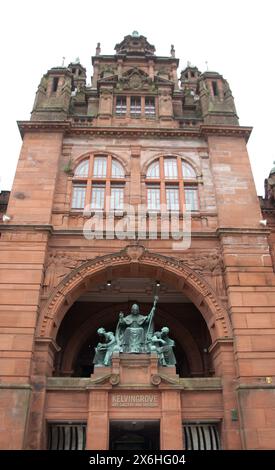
[109, 420, 160, 450]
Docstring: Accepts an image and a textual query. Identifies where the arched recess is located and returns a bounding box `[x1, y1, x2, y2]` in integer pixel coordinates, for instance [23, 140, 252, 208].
[37, 245, 231, 343]
[60, 304, 204, 376]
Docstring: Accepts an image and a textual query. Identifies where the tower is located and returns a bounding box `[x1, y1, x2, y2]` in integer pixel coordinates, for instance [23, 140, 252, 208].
[0, 32, 274, 451]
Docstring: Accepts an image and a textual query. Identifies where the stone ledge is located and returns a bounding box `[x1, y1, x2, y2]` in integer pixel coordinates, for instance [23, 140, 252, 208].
[0, 384, 32, 390]
[46, 376, 222, 391]
[179, 377, 222, 390]
[236, 384, 275, 390]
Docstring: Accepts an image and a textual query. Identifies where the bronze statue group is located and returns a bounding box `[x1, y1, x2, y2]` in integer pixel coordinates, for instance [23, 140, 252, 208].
[93, 296, 176, 367]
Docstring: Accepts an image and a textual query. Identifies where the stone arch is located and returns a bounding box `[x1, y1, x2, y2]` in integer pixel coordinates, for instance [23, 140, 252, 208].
[72, 150, 129, 174]
[143, 152, 201, 178]
[60, 304, 204, 376]
[37, 246, 231, 342]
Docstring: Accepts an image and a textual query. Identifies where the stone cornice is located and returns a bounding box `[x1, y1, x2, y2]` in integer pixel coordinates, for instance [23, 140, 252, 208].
[17, 121, 71, 138]
[0, 223, 53, 233]
[17, 120, 252, 141]
[0, 383, 32, 390]
[236, 384, 275, 390]
[201, 124, 252, 142]
[216, 227, 270, 236]
[2, 224, 267, 238]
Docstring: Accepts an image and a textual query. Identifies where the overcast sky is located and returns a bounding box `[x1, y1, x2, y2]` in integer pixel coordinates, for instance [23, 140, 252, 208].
[1, 0, 274, 195]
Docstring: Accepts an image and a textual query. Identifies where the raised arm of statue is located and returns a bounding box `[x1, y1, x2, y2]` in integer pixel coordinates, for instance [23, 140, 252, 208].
[147, 295, 158, 322]
[145, 296, 158, 342]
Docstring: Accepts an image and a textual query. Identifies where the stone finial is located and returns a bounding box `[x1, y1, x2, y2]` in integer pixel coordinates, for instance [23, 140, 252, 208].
[170, 44, 175, 57]
[96, 42, 101, 56]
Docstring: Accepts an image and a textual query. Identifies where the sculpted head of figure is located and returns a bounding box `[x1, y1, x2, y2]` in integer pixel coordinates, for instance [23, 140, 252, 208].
[97, 327, 106, 335]
[161, 327, 169, 336]
[131, 304, 140, 315]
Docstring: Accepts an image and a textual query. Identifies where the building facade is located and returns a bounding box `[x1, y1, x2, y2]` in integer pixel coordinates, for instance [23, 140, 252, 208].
[0, 33, 275, 450]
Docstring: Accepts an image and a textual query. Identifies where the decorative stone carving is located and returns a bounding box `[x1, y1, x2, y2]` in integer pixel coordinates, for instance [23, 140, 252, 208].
[125, 244, 145, 262]
[158, 88, 173, 117]
[151, 374, 161, 385]
[98, 87, 113, 115]
[109, 374, 120, 385]
[43, 252, 87, 293]
[40, 248, 230, 339]
[116, 68, 154, 92]
[180, 251, 225, 297]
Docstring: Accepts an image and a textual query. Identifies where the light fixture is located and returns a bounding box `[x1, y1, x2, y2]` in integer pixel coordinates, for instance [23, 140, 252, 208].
[156, 281, 160, 287]
[107, 280, 112, 287]
[2, 214, 11, 222]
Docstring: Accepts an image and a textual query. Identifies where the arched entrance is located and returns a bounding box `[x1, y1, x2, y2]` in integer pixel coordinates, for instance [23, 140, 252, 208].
[28, 246, 233, 450]
[37, 245, 231, 343]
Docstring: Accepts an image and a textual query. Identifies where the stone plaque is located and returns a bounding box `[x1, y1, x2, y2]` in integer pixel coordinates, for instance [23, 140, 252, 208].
[111, 393, 159, 408]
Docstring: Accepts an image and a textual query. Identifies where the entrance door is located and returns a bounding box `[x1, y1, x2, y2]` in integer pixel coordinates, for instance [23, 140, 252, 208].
[109, 420, 160, 450]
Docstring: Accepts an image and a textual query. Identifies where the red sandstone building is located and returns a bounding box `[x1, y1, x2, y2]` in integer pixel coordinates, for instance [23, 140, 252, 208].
[0, 33, 275, 450]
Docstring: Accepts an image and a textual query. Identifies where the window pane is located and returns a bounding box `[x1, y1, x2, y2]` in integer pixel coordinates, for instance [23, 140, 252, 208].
[116, 96, 126, 116]
[185, 187, 198, 211]
[72, 185, 86, 209]
[145, 97, 155, 116]
[112, 159, 124, 178]
[183, 424, 221, 450]
[130, 96, 141, 116]
[48, 423, 86, 450]
[164, 158, 178, 179]
[147, 161, 160, 178]
[91, 185, 105, 209]
[166, 186, 179, 211]
[111, 187, 124, 210]
[182, 161, 196, 179]
[75, 160, 89, 177]
[147, 186, 160, 210]
[93, 157, 107, 177]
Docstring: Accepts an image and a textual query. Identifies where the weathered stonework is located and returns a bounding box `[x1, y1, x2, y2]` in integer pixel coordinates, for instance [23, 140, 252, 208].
[0, 33, 274, 450]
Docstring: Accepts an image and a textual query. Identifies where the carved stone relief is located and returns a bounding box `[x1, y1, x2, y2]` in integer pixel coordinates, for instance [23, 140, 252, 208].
[180, 251, 226, 297]
[43, 251, 88, 293]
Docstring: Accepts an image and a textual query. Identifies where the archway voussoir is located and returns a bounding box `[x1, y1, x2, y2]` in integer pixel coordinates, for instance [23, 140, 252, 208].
[38, 248, 231, 340]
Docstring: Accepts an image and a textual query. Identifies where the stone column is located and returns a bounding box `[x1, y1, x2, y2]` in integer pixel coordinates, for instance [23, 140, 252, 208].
[210, 339, 242, 449]
[86, 390, 109, 450]
[24, 339, 60, 449]
[161, 390, 183, 450]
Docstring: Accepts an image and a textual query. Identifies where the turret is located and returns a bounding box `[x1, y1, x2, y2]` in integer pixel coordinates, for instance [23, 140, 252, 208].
[198, 71, 239, 125]
[31, 66, 73, 121]
[68, 60, 86, 91]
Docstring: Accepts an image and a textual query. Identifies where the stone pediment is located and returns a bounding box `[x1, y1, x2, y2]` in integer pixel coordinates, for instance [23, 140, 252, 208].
[116, 68, 155, 91]
[115, 34, 155, 56]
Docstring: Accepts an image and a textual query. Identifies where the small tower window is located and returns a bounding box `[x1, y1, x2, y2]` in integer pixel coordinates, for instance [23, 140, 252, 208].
[130, 97, 141, 117]
[212, 81, 219, 97]
[115, 97, 127, 116]
[52, 77, 59, 93]
[145, 97, 155, 117]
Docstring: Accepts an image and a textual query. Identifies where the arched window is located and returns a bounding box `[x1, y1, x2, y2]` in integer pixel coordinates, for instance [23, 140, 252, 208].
[146, 156, 199, 212]
[71, 155, 125, 211]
